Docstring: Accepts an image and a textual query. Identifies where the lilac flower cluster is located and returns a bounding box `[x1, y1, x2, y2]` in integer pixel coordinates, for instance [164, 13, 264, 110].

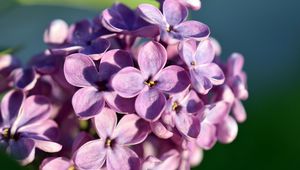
[0, 0, 248, 169]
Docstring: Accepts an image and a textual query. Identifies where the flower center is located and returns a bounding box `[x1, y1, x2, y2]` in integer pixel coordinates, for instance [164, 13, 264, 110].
[105, 138, 112, 147]
[2, 128, 10, 139]
[166, 25, 174, 32]
[191, 61, 196, 66]
[172, 101, 182, 113]
[144, 80, 157, 88]
[68, 165, 76, 170]
[95, 80, 109, 91]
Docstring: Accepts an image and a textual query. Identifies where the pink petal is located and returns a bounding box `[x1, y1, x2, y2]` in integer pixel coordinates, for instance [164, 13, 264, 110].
[197, 123, 217, 150]
[163, 0, 188, 26]
[40, 157, 72, 170]
[72, 87, 105, 119]
[227, 53, 245, 76]
[44, 19, 69, 44]
[93, 107, 117, 139]
[175, 21, 210, 40]
[217, 116, 238, 144]
[138, 41, 167, 78]
[150, 121, 173, 139]
[104, 92, 136, 113]
[194, 39, 215, 65]
[155, 66, 190, 94]
[33, 139, 62, 153]
[114, 113, 150, 145]
[135, 88, 166, 122]
[232, 99, 247, 123]
[74, 139, 106, 170]
[205, 101, 230, 124]
[106, 146, 140, 170]
[174, 112, 201, 139]
[111, 67, 145, 98]
[180, 90, 204, 114]
[64, 53, 99, 87]
[178, 40, 197, 67]
[137, 4, 165, 25]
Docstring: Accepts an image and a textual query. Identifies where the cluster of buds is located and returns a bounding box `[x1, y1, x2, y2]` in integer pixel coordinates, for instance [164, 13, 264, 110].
[0, 0, 248, 169]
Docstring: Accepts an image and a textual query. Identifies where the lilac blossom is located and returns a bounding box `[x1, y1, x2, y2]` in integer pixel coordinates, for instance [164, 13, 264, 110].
[138, 0, 209, 43]
[112, 41, 190, 121]
[179, 39, 225, 94]
[157, 0, 202, 10]
[64, 50, 135, 119]
[74, 108, 150, 170]
[0, 90, 61, 165]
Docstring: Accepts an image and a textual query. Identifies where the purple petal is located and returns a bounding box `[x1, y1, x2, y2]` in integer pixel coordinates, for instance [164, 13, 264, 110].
[9, 68, 38, 91]
[44, 19, 69, 44]
[33, 139, 62, 153]
[99, 50, 133, 81]
[93, 107, 117, 138]
[106, 145, 140, 170]
[178, 40, 197, 67]
[50, 45, 83, 56]
[0, 90, 24, 126]
[217, 116, 238, 144]
[191, 64, 225, 94]
[232, 99, 247, 123]
[180, 90, 204, 114]
[137, 4, 165, 25]
[111, 67, 144, 98]
[205, 101, 229, 124]
[155, 65, 190, 94]
[174, 21, 210, 40]
[163, 0, 188, 26]
[138, 41, 167, 78]
[150, 121, 173, 139]
[80, 38, 110, 60]
[197, 123, 217, 150]
[74, 139, 106, 170]
[104, 92, 136, 113]
[0, 54, 20, 76]
[72, 87, 105, 119]
[135, 88, 166, 122]
[64, 53, 99, 87]
[154, 149, 180, 170]
[194, 39, 215, 65]
[11, 95, 50, 132]
[114, 114, 150, 145]
[68, 19, 93, 45]
[8, 138, 35, 165]
[174, 112, 201, 139]
[40, 157, 72, 170]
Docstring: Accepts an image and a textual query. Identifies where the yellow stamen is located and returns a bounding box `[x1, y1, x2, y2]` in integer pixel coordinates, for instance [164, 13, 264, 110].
[68, 165, 76, 170]
[191, 61, 196, 66]
[106, 139, 112, 147]
[172, 102, 179, 111]
[144, 80, 156, 87]
[2, 128, 9, 138]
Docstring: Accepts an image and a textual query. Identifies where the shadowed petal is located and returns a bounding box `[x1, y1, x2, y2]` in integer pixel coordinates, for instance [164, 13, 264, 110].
[217, 116, 238, 144]
[156, 65, 190, 94]
[1, 90, 24, 126]
[154, 149, 180, 170]
[163, 0, 188, 26]
[74, 139, 106, 170]
[107, 146, 140, 170]
[112, 67, 144, 98]
[11, 95, 51, 133]
[135, 89, 166, 122]
[104, 92, 136, 113]
[138, 41, 167, 78]
[227, 53, 244, 76]
[174, 21, 210, 40]
[180, 90, 203, 114]
[205, 101, 229, 124]
[232, 99, 247, 123]
[64, 53, 99, 87]
[197, 123, 217, 150]
[194, 39, 215, 65]
[93, 107, 117, 139]
[137, 4, 165, 25]
[150, 121, 173, 139]
[80, 38, 110, 60]
[9, 68, 38, 91]
[8, 138, 35, 165]
[40, 157, 72, 170]
[71, 132, 94, 155]
[72, 87, 105, 119]
[99, 50, 133, 81]
[114, 114, 150, 145]
[174, 112, 201, 139]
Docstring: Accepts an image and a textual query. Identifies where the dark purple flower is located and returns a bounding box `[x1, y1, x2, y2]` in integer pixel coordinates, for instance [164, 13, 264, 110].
[179, 39, 225, 94]
[0, 90, 61, 165]
[102, 3, 159, 38]
[0, 54, 20, 92]
[138, 0, 209, 43]
[64, 50, 135, 119]
[74, 108, 150, 170]
[8, 67, 38, 91]
[112, 41, 190, 122]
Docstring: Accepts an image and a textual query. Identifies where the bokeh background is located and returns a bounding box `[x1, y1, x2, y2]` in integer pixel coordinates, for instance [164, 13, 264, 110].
[1, 0, 300, 169]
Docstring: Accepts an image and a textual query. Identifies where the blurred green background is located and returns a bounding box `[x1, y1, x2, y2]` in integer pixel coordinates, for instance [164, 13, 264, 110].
[1, 0, 300, 169]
